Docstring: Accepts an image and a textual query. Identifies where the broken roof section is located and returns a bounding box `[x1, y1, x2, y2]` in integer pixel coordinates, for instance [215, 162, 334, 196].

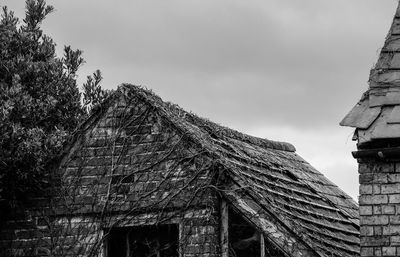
[341, 3, 400, 145]
[117, 85, 359, 257]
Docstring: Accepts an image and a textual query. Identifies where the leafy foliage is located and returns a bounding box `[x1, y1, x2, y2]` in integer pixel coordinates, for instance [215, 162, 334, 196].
[0, 0, 109, 202]
[83, 70, 110, 113]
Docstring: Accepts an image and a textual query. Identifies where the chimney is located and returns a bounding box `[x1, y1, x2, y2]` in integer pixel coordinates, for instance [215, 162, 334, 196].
[341, 3, 400, 257]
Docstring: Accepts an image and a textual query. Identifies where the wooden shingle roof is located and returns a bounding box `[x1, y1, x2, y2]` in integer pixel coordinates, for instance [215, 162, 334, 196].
[119, 84, 359, 257]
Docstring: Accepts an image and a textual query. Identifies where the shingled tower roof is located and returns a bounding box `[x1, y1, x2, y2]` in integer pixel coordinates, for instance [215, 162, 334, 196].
[341, 3, 400, 145]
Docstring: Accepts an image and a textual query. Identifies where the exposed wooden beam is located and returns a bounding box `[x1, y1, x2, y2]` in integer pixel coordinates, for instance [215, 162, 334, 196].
[126, 232, 130, 257]
[260, 233, 265, 257]
[221, 199, 229, 257]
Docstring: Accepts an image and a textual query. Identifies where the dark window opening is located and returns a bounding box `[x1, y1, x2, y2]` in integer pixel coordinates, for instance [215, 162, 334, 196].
[228, 208, 284, 257]
[106, 224, 179, 257]
[229, 208, 260, 257]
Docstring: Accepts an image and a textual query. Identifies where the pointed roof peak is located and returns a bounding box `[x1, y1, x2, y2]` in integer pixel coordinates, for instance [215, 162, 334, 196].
[369, 1, 400, 90]
[341, 2, 400, 145]
[379, 2, 400, 51]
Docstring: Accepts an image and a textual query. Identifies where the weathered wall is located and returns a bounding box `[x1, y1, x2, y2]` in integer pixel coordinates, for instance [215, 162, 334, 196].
[359, 158, 400, 257]
[0, 92, 221, 257]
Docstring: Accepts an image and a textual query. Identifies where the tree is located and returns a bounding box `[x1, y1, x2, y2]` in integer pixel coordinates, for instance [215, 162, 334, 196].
[0, 0, 109, 204]
[0, 2, 219, 256]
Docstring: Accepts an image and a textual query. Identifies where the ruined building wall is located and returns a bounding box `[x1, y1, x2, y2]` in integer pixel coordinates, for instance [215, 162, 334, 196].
[0, 93, 221, 257]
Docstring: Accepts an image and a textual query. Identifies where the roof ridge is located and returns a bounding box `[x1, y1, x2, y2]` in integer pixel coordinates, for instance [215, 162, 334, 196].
[118, 84, 296, 152]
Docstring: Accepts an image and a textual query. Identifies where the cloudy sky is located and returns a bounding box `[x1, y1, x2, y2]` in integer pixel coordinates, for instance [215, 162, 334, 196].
[3, 0, 399, 199]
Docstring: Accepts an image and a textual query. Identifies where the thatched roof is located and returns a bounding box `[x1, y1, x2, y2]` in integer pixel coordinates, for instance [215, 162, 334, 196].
[116, 84, 359, 257]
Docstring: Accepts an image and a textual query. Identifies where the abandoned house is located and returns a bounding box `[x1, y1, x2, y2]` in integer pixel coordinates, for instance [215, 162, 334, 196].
[1, 83, 359, 257]
[9, 1, 400, 257]
[341, 2, 400, 257]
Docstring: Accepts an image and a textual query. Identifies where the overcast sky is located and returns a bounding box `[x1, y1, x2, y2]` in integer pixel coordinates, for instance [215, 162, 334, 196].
[3, 0, 399, 200]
